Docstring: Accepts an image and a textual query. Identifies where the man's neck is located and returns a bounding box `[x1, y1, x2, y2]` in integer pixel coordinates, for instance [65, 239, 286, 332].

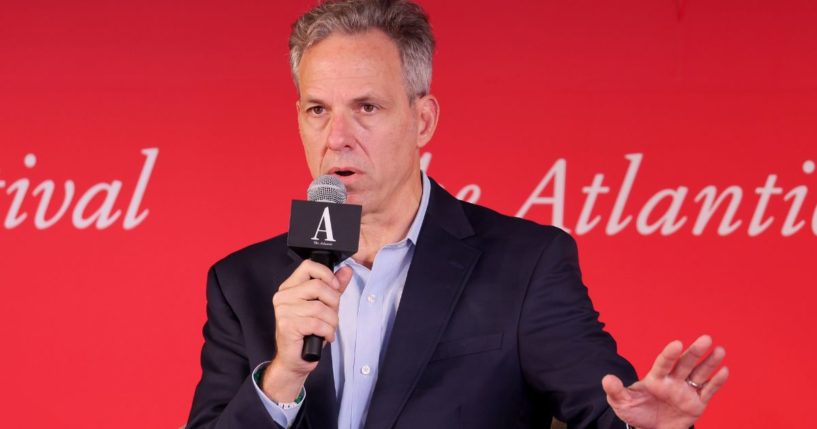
[353, 174, 423, 268]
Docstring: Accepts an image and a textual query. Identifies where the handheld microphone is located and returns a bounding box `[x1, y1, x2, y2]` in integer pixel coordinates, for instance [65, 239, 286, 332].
[287, 175, 361, 362]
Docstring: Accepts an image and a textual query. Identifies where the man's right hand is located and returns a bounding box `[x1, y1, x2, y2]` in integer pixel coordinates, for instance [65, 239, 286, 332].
[261, 260, 352, 403]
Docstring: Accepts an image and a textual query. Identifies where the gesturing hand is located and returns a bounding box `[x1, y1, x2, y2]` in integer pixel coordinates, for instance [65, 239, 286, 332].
[602, 335, 729, 429]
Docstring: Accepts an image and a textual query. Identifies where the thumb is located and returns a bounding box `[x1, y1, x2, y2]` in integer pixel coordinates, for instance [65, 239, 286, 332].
[335, 266, 353, 293]
[602, 374, 631, 405]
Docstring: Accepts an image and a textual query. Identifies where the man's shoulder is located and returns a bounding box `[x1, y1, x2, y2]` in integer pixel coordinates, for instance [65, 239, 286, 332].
[458, 199, 571, 248]
[427, 178, 570, 250]
[211, 232, 294, 274]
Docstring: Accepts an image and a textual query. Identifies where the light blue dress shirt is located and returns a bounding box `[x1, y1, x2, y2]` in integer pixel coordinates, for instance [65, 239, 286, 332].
[253, 172, 431, 429]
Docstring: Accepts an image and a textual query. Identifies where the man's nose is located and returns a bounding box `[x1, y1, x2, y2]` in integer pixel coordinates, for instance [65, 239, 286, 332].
[327, 111, 353, 150]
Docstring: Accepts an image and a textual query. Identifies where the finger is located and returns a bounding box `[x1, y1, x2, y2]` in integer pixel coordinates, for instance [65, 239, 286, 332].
[293, 300, 339, 329]
[700, 366, 729, 403]
[648, 339, 683, 378]
[671, 334, 713, 380]
[281, 260, 340, 291]
[275, 316, 336, 343]
[601, 374, 632, 405]
[274, 279, 341, 310]
[687, 346, 726, 385]
[335, 266, 353, 294]
[294, 317, 337, 342]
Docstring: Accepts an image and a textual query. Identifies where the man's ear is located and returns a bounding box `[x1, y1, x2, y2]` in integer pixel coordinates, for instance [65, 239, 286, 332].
[416, 95, 439, 149]
[295, 100, 304, 137]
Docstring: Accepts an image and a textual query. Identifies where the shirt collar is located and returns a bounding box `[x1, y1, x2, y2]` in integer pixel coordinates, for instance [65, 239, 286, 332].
[338, 171, 430, 269]
[405, 171, 431, 246]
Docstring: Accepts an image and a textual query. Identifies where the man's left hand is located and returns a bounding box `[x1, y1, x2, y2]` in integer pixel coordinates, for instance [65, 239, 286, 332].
[602, 334, 729, 429]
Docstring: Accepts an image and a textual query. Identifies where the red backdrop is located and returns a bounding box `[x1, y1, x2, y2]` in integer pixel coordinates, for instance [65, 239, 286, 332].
[2, 0, 816, 427]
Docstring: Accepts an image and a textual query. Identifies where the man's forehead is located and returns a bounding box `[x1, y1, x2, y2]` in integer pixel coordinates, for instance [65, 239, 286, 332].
[297, 30, 405, 96]
[298, 69, 392, 101]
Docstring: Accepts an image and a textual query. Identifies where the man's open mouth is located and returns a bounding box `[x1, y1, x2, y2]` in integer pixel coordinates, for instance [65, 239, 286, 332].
[335, 170, 354, 177]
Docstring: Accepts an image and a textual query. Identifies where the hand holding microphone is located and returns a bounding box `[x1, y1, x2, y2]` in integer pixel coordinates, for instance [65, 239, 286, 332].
[261, 176, 361, 403]
[263, 259, 352, 402]
[298, 175, 358, 361]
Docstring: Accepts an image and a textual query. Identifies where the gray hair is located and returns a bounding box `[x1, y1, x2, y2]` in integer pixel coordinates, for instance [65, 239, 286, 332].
[289, 0, 435, 99]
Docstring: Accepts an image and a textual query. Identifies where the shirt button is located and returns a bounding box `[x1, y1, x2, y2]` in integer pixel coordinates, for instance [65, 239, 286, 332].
[367, 294, 376, 303]
[361, 365, 371, 375]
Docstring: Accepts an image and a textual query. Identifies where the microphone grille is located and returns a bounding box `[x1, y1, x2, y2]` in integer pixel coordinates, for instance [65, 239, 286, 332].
[307, 175, 347, 204]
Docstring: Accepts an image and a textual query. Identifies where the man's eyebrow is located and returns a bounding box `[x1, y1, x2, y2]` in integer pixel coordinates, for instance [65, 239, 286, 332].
[302, 97, 326, 106]
[351, 94, 384, 104]
[301, 94, 385, 107]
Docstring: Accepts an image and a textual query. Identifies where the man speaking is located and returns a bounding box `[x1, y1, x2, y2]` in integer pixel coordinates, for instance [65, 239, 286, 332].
[187, 1, 728, 427]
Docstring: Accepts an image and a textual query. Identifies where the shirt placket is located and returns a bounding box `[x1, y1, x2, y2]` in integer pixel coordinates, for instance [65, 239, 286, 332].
[351, 246, 401, 427]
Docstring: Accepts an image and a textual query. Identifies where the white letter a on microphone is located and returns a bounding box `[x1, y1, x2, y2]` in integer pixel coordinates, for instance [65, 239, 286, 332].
[311, 207, 336, 242]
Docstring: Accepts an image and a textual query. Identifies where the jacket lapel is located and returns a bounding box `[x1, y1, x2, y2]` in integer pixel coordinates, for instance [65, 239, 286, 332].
[363, 180, 481, 429]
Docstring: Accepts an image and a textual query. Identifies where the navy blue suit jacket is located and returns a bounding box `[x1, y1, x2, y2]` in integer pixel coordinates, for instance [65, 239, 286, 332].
[187, 178, 637, 428]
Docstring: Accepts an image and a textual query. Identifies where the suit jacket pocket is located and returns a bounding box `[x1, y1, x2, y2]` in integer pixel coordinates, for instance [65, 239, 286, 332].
[430, 333, 503, 362]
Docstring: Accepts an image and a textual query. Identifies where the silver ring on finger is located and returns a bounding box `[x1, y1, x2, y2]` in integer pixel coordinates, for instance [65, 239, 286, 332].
[686, 378, 705, 390]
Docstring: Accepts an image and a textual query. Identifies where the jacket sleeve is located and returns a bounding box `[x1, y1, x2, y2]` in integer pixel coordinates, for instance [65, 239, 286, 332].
[519, 230, 637, 428]
[186, 266, 289, 429]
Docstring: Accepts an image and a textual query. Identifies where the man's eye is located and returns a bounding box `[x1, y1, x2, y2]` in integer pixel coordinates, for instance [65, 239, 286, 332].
[361, 104, 377, 113]
[308, 106, 325, 115]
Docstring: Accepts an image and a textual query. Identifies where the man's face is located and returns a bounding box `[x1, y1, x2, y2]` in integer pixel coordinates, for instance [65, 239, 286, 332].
[296, 29, 436, 213]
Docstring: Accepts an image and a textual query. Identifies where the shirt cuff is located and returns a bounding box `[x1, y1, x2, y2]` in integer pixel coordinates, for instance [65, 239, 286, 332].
[251, 361, 305, 428]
